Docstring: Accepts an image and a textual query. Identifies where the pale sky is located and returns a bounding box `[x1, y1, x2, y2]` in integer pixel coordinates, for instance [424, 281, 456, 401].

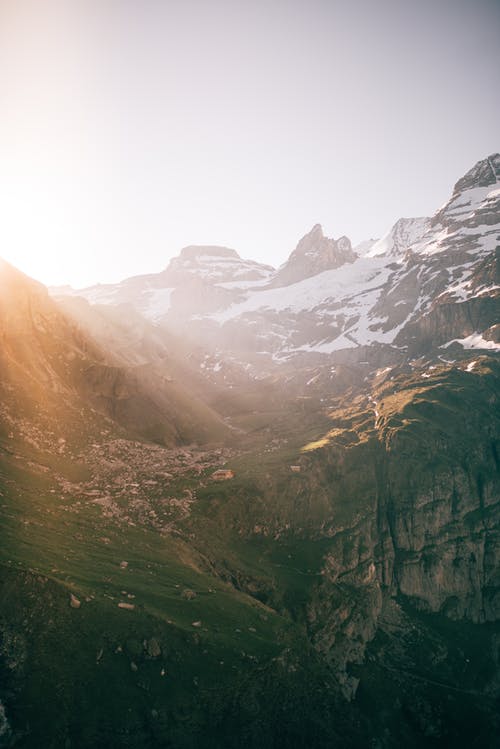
[0, 0, 499, 287]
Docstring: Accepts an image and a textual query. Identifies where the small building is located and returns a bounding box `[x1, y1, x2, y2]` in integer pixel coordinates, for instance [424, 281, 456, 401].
[290, 465, 301, 473]
[211, 469, 235, 481]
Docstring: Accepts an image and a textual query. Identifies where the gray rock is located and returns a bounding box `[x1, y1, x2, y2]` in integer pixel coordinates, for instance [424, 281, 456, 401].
[146, 638, 161, 658]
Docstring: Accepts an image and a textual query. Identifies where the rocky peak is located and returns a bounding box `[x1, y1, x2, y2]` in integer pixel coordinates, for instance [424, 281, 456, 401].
[273, 224, 356, 286]
[298, 222, 323, 247]
[431, 152, 500, 230]
[452, 152, 499, 196]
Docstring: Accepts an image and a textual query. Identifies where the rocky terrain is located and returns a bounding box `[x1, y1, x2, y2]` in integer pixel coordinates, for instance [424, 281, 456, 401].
[0, 154, 499, 748]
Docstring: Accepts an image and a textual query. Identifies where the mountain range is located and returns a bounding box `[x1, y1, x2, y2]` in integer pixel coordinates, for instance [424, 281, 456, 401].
[0, 154, 499, 748]
[54, 153, 499, 371]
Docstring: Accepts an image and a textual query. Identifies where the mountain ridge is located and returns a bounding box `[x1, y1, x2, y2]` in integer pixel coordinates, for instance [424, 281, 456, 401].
[52, 153, 500, 371]
[0, 258, 231, 447]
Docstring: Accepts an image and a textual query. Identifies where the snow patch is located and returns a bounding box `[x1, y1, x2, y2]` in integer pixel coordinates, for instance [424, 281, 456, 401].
[365, 217, 429, 258]
[142, 288, 174, 321]
[444, 185, 499, 221]
[442, 333, 500, 351]
[212, 254, 391, 322]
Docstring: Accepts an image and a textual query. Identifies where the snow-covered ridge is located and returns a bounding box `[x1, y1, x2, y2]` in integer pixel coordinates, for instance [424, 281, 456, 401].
[435, 184, 500, 226]
[212, 254, 392, 321]
[365, 217, 430, 258]
[51, 246, 275, 318]
[51, 153, 500, 364]
[167, 245, 274, 283]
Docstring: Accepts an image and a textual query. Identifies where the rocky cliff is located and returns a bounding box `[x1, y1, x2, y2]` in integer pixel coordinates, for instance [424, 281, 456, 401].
[272, 224, 356, 286]
[188, 359, 500, 707]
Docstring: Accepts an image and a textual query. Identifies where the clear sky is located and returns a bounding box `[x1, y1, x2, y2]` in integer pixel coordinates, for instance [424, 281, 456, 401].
[0, 0, 499, 287]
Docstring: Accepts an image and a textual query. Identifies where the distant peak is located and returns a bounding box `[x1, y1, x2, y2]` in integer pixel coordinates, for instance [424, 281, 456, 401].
[294, 225, 352, 258]
[272, 225, 355, 286]
[452, 152, 500, 195]
[177, 245, 240, 260]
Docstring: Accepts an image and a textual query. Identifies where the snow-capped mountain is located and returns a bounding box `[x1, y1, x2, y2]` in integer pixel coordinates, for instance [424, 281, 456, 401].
[55, 245, 273, 323]
[53, 153, 500, 368]
[364, 217, 430, 258]
[386, 152, 500, 354]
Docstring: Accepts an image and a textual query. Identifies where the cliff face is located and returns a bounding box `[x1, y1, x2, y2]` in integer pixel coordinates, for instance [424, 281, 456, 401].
[299, 362, 500, 696]
[380, 432, 499, 623]
[196, 360, 500, 700]
[272, 224, 356, 286]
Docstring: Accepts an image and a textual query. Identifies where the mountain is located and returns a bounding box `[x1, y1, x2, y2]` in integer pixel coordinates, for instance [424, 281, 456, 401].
[363, 216, 430, 258]
[0, 258, 229, 447]
[272, 224, 356, 286]
[390, 152, 500, 354]
[54, 154, 500, 372]
[1, 154, 499, 748]
[55, 245, 274, 324]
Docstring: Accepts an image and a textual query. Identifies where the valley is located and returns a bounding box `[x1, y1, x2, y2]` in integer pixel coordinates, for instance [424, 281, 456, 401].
[0, 154, 499, 748]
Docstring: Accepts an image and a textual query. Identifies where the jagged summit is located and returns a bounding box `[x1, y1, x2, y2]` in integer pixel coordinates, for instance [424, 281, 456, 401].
[431, 152, 500, 231]
[292, 223, 354, 263]
[299, 223, 323, 245]
[273, 223, 356, 286]
[452, 152, 499, 195]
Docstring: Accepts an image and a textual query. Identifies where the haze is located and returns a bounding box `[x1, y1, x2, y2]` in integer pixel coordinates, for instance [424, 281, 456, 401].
[0, 0, 499, 287]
